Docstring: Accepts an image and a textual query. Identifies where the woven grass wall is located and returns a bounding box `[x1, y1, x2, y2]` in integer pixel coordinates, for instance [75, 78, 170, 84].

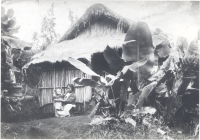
[37, 61, 92, 107]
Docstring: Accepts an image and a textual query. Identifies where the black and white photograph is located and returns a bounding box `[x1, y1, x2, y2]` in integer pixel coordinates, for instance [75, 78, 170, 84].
[1, 0, 199, 139]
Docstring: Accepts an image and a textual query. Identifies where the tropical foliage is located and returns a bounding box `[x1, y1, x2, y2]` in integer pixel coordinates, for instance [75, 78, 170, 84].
[66, 23, 199, 138]
[1, 5, 32, 89]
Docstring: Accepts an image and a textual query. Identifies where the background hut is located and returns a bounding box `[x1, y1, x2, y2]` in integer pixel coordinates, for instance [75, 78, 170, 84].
[25, 3, 133, 114]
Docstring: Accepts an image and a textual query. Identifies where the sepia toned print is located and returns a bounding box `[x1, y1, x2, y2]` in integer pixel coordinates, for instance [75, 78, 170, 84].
[1, 0, 199, 139]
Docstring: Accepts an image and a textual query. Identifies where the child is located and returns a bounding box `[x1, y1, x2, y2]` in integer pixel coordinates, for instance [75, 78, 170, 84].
[53, 88, 64, 111]
[56, 84, 76, 117]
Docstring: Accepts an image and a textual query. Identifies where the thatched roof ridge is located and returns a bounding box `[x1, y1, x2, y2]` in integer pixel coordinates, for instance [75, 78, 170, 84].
[23, 4, 134, 68]
[58, 3, 133, 42]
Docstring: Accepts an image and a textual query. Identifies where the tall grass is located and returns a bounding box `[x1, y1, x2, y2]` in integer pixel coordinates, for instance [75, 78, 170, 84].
[76, 119, 198, 139]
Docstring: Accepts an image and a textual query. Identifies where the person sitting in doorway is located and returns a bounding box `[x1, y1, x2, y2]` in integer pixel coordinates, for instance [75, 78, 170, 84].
[54, 84, 76, 117]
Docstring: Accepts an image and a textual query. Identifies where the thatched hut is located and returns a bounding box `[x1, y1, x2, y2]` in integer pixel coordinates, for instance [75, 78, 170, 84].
[25, 3, 133, 113]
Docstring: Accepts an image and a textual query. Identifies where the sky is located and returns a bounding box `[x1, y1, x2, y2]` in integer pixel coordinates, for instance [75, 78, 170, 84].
[3, 0, 200, 44]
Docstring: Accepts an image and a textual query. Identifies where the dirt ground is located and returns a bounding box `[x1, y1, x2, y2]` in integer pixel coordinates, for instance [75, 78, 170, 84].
[1, 115, 93, 139]
[1, 115, 198, 139]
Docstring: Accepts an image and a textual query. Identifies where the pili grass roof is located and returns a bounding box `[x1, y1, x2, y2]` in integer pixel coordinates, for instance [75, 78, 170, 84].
[26, 4, 133, 67]
[29, 33, 126, 64]
[58, 3, 132, 42]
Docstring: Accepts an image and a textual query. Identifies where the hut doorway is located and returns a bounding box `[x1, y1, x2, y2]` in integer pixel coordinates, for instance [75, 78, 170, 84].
[91, 47, 122, 78]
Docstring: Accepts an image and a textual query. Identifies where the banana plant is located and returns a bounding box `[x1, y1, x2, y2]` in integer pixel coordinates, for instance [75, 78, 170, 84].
[122, 22, 154, 82]
[4, 45, 20, 72]
[72, 75, 117, 118]
[103, 22, 156, 113]
[103, 45, 151, 112]
[186, 38, 199, 56]
[176, 55, 199, 96]
[1, 7, 32, 50]
[175, 37, 188, 59]
[149, 32, 199, 126]
[1, 7, 19, 36]
[1, 7, 32, 74]
[68, 56, 148, 117]
[1, 7, 32, 83]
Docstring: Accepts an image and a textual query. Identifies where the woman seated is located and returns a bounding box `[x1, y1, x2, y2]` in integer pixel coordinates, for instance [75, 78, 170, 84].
[54, 84, 76, 117]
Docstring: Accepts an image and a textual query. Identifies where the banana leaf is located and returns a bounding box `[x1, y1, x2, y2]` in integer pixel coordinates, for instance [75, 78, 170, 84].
[103, 45, 125, 71]
[104, 73, 123, 87]
[152, 35, 167, 48]
[101, 74, 122, 87]
[152, 28, 168, 48]
[6, 8, 14, 18]
[72, 77, 100, 88]
[1, 19, 16, 32]
[67, 57, 100, 77]
[148, 70, 165, 82]
[99, 76, 108, 86]
[93, 88, 103, 101]
[155, 83, 168, 94]
[121, 57, 148, 75]
[175, 37, 188, 59]
[93, 84, 110, 101]
[123, 22, 154, 82]
[88, 102, 100, 118]
[7, 63, 20, 72]
[160, 54, 173, 71]
[2, 36, 32, 50]
[105, 77, 118, 86]
[127, 92, 135, 106]
[187, 39, 199, 56]
[131, 106, 156, 116]
[127, 91, 141, 106]
[168, 49, 180, 64]
[149, 54, 177, 88]
[165, 95, 182, 118]
[7, 26, 20, 34]
[107, 99, 116, 108]
[105, 74, 117, 82]
[155, 40, 171, 58]
[194, 124, 199, 137]
[1, 15, 8, 22]
[1, 7, 5, 17]
[181, 55, 199, 78]
[136, 81, 157, 109]
[89, 117, 105, 125]
[152, 28, 169, 47]
[182, 55, 199, 70]
[7, 19, 16, 28]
